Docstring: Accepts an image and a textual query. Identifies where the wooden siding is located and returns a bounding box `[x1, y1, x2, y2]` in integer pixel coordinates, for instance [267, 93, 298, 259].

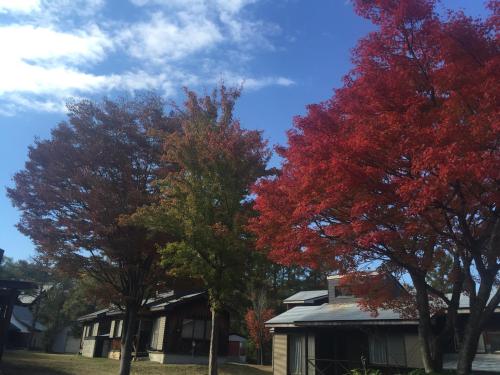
[404, 334, 423, 368]
[273, 334, 287, 375]
[82, 338, 96, 357]
[163, 298, 229, 356]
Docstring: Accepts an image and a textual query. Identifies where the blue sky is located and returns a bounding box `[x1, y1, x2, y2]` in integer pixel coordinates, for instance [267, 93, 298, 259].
[0, 0, 490, 261]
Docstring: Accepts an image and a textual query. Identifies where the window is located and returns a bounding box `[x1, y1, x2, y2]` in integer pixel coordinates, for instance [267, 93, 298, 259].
[91, 323, 99, 337]
[334, 286, 353, 297]
[288, 334, 306, 375]
[111, 320, 122, 338]
[193, 320, 205, 339]
[369, 335, 387, 364]
[150, 319, 161, 350]
[181, 318, 211, 341]
[84, 325, 91, 337]
[181, 319, 194, 339]
[116, 320, 123, 337]
[369, 333, 406, 367]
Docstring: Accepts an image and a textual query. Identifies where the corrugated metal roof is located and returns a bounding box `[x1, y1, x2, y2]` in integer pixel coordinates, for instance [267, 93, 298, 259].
[283, 290, 328, 303]
[266, 306, 324, 325]
[267, 301, 417, 326]
[296, 302, 407, 322]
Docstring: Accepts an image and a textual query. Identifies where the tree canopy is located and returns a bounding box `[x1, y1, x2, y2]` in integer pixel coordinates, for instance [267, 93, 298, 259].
[137, 86, 270, 375]
[251, 1, 499, 373]
[8, 95, 179, 375]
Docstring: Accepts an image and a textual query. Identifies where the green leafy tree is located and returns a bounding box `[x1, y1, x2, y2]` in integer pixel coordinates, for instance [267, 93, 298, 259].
[139, 86, 270, 375]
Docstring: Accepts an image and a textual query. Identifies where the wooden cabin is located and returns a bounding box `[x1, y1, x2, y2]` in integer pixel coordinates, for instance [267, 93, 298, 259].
[78, 290, 230, 365]
[266, 274, 500, 375]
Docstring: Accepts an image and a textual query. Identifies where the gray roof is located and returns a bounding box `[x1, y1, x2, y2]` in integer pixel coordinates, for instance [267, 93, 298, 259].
[284, 290, 328, 304]
[77, 308, 110, 322]
[18, 284, 53, 305]
[267, 302, 417, 327]
[12, 305, 46, 331]
[445, 290, 500, 310]
[150, 292, 205, 311]
[78, 290, 206, 322]
[266, 306, 324, 325]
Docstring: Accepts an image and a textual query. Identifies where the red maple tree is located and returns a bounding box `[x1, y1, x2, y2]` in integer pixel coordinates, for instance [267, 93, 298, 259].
[245, 308, 274, 364]
[251, 1, 499, 374]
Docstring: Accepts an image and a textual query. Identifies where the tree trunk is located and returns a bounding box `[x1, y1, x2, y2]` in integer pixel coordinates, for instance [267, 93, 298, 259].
[260, 344, 264, 365]
[28, 287, 42, 350]
[456, 284, 492, 375]
[412, 275, 439, 373]
[455, 267, 500, 375]
[208, 307, 220, 375]
[456, 323, 481, 375]
[119, 304, 138, 375]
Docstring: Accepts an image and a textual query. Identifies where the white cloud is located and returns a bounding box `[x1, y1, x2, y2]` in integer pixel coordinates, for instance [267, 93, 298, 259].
[121, 12, 223, 63]
[215, 0, 256, 15]
[213, 73, 295, 91]
[0, 23, 113, 98]
[0, 0, 41, 14]
[0, 24, 111, 65]
[0, 0, 294, 114]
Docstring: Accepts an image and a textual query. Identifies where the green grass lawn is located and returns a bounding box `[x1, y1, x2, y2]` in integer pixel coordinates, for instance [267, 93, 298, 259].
[0, 351, 272, 375]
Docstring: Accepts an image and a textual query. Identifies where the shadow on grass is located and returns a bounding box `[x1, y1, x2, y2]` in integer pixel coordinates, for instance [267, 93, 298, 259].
[1, 351, 87, 375]
[1, 351, 272, 375]
[1, 362, 73, 375]
[222, 363, 272, 375]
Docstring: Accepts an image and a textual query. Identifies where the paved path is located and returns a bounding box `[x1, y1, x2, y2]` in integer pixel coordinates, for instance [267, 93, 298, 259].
[444, 354, 500, 373]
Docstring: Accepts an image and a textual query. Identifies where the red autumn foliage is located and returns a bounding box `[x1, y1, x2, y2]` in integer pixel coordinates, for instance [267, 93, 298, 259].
[245, 308, 274, 349]
[250, 0, 499, 373]
[252, 0, 499, 302]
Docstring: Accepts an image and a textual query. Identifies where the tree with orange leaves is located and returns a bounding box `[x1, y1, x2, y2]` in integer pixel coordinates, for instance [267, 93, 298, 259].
[245, 288, 274, 365]
[250, 1, 499, 374]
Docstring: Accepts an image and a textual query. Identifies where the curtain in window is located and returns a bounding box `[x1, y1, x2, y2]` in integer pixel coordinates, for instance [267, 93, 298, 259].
[289, 334, 306, 375]
[150, 318, 160, 349]
[369, 335, 387, 365]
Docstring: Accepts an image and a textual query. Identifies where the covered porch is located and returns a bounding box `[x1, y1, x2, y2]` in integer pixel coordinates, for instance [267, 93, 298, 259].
[273, 324, 422, 375]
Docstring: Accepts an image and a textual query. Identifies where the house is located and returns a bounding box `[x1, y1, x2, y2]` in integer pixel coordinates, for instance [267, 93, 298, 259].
[7, 284, 81, 353]
[283, 291, 328, 310]
[0, 278, 36, 360]
[78, 290, 231, 365]
[266, 273, 500, 375]
[7, 304, 45, 349]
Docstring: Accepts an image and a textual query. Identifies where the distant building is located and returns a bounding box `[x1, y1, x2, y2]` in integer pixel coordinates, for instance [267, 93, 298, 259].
[8, 304, 45, 349]
[6, 282, 80, 353]
[0, 262, 36, 361]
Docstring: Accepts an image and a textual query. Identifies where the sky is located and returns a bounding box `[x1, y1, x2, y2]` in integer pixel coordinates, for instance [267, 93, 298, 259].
[0, 0, 490, 261]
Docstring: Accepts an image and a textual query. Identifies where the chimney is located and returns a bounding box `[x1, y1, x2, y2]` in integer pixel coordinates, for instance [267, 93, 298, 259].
[327, 275, 354, 303]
